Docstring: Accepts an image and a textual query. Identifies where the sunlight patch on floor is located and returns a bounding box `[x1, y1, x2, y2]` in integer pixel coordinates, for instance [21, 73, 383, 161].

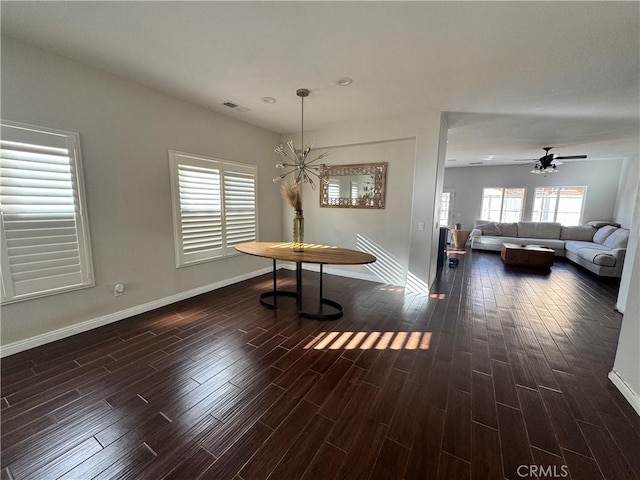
[429, 293, 447, 300]
[304, 331, 432, 350]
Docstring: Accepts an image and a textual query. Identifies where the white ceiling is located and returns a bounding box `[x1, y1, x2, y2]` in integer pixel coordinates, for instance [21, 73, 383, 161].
[2, 1, 638, 167]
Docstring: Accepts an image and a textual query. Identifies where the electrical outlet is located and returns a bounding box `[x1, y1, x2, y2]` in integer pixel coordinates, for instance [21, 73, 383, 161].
[114, 283, 125, 296]
[418, 222, 425, 231]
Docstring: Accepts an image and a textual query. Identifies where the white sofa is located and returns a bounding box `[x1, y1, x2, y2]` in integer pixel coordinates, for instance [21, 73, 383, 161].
[470, 220, 629, 277]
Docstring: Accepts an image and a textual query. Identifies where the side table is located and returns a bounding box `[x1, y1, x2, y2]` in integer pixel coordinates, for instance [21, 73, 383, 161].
[451, 229, 471, 250]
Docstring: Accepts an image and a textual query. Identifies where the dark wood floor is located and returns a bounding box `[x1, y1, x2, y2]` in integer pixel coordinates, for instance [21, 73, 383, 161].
[2, 250, 639, 480]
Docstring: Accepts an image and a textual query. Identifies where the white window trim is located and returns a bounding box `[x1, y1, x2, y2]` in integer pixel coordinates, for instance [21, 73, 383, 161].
[1, 120, 94, 304]
[440, 189, 454, 228]
[532, 186, 587, 224]
[481, 187, 526, 222]
[168, 150, 258, 268]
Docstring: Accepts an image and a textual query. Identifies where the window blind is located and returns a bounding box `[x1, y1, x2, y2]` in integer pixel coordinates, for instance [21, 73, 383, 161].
[1, 121, 94, 303]
[223, 170, 256, 247]
[177, 163, 223, 258]
[169, 151, 257, 267]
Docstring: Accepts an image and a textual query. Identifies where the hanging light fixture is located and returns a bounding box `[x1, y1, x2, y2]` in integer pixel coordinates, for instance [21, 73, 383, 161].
[272, 89, 330, 190]
[530, 147, 561, 174]
[530, 163, 560, 174]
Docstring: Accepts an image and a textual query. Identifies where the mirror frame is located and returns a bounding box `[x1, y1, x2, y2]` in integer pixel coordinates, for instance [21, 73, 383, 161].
[319, 162, 387, 209]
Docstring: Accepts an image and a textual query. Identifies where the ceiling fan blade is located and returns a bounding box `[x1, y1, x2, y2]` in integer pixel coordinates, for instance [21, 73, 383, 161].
[513, 159, 537, 162]
[555, 155, 587, 160]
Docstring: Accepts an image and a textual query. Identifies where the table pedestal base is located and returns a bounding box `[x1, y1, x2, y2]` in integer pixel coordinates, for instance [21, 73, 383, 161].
[259, 260, 343, 320]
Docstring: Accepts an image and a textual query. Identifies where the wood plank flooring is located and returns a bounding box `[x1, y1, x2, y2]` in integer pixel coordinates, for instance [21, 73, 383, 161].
[2, 250, 639, 479]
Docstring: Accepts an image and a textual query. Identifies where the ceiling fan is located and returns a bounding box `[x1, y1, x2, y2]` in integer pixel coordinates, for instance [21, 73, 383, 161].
[530, 147, 587, 174]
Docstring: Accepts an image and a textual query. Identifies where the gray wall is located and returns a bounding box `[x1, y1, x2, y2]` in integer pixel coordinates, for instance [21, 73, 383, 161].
[614, 155, 639, 312]
[611, 186, 640, 415]
[443, 160, 624, 229]
[1, 37, 282, 348]
[614, 155, 639, 228]
[280, 113, 443, 292]
[281, 139, 416, 286]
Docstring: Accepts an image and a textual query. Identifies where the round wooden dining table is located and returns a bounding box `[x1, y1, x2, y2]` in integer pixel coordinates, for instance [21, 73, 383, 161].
[235, 242, 376, 320]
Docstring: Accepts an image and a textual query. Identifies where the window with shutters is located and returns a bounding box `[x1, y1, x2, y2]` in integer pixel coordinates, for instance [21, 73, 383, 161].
[168, 150, 257, 267]
[0, 120, 94, 303]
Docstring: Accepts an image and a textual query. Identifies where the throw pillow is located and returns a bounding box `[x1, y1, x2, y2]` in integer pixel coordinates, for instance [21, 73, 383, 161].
[496, 222, 518, 237]
[603, 228, 630, 249]
[585, 220, 621, 228]
[592, 225, 618, 244]
[479, 222, 501, 236]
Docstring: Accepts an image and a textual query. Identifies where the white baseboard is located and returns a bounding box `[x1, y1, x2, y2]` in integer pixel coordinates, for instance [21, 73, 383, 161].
[608, 369, 640, 417]
[0, 267, 272, 358]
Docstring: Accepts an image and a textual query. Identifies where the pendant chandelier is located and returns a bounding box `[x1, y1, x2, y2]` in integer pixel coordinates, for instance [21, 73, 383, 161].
[272, 89, 330, 190]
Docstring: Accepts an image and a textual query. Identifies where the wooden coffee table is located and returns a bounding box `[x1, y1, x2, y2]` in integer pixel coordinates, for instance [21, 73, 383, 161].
[500, 243, 555, 268]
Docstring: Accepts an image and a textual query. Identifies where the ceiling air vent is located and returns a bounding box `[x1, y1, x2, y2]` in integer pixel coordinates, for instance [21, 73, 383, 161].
[223, 101, 251, 113]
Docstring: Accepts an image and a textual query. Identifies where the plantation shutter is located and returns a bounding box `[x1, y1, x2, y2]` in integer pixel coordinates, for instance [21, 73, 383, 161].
[0, 121, 94, 303]
[178, 164, 223, 257]
[223, 166, 256, 248]
[169, 151, 257, 267]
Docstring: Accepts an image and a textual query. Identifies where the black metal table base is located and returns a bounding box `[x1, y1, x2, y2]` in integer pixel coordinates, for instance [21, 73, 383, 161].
[259, 290, 297, 309]
[259, 259, 343, 320]
[301, 297, 343, 320]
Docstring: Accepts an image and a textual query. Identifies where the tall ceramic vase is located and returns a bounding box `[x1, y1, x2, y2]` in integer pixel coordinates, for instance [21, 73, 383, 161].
[293, 209, 304, 252]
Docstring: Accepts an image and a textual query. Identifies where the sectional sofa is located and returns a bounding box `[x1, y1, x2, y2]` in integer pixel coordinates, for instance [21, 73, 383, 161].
[470, 220, 629, 277]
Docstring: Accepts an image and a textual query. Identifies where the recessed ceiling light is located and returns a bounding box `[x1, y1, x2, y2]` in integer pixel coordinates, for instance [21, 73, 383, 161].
[336, 77, 353, 86]
[261, 97, 277, 104]
[469, 162, 484, 165]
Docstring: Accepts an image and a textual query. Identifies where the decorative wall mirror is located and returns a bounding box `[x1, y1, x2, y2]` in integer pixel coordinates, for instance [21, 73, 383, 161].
[320, 162, 387, 209]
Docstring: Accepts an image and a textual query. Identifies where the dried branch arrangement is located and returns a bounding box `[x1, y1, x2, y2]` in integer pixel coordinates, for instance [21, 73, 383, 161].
[281, 183, 303, 211]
